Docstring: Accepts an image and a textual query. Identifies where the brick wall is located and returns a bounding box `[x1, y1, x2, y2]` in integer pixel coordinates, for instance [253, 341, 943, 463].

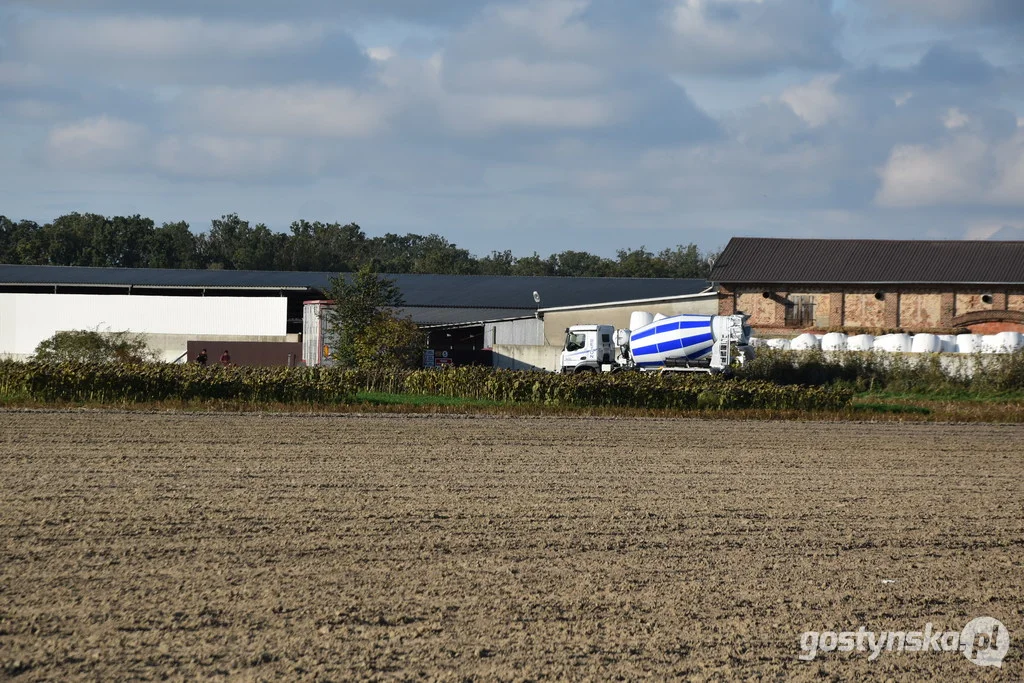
[724, 284, 1024, 333]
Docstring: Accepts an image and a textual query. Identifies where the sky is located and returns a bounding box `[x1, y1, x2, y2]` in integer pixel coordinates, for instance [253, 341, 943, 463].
[0, 0, 1022, 257]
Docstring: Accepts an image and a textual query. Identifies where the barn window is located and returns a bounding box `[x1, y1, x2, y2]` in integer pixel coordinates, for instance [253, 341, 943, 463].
[785, 295, 816, 328]
[981, 294, 993, 305]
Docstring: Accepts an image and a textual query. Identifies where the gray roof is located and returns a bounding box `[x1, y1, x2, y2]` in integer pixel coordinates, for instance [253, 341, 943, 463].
[0, 264, 709, 310]
[711, 237, 1024, 285]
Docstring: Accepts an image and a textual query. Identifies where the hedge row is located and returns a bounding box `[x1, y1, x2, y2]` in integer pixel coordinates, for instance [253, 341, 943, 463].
[0, 361, 854, 411]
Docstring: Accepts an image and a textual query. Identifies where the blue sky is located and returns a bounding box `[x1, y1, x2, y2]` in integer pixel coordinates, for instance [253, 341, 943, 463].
[0, 0, 1021, 256]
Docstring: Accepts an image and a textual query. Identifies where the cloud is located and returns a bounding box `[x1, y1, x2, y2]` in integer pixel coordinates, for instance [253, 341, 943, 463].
[177, 86, 397, 138]
[45, 116, 149, 169]
[780, 75, 844, 127]
[11, 15, 371, 85]
[876, 131, 1024, 207]
[5, 0, 485, 25]
[869, 0, 1024, 25]
[942, 107, 969, 130]
[665, 0, 843, 75]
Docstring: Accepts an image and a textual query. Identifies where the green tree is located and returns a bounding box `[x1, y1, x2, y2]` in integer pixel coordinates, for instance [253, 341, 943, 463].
[478, 249, 515, 276]
[147, 221, 203, 269]
[323, 263, 406, 367]
[510, 252, 555, 276]
[549, 250, 617, 277]
[352, 313, 426, 370]
[32, 329, 156, 364]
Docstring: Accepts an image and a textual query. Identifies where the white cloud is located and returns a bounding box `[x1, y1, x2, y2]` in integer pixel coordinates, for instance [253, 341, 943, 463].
[153, 135, 315, 178]
[0, 62, 47, 86]
[780, 75, 843, 127]
[180, 86, 396, 138]
[441, 93, 614, 133]
[990, 131, 1024, 203]
[17, 16, 318, 60]
[367, 47, 395, 62]
[875, 132, 1024, 208]
[873, 0, 1024, 25]
[667, 0, 841, 74]
[942, 107, 969, 129]
[443, 56, 604, 94]
[45, 116, 149, 168]
[876, 136, 988, 207]
[893, 92, 913, 107]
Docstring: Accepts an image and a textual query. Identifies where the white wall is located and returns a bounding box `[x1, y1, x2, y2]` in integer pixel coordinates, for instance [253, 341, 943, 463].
[492, 344, 562, 372]
[0, 293, 287, 360]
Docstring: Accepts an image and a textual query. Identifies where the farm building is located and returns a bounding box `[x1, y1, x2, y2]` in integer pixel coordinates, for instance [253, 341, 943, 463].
[712, 238, 1024, 335]
[0, 263, 713, 366]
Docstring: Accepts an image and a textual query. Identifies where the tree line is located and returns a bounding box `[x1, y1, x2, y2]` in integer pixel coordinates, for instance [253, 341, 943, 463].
[0, 212, 719, 278]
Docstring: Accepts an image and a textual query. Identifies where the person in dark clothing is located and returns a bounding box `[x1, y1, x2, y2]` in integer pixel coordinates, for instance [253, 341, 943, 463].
[220, 349, 231, 366]
[195, 348, 208, 366]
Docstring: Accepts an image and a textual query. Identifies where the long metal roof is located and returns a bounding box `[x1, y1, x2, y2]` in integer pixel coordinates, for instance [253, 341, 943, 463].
[710, 237, 1024, 285]
[0, 264, 710, 310]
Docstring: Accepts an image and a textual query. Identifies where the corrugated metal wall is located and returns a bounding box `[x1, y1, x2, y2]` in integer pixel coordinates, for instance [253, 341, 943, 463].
[0, 293, 287, 358]
[484, 318, 545, 347]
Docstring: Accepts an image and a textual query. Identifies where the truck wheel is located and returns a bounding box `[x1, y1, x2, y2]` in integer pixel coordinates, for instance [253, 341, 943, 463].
[574, 366, 597, 374]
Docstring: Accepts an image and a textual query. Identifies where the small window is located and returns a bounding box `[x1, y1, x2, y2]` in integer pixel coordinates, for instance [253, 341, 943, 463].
[601, 333, 611, 343]
[785, 295, 816, 327]
[874, 292, 885, 301]
[564, 331, 587, 352]
[981, 294, 993, 304]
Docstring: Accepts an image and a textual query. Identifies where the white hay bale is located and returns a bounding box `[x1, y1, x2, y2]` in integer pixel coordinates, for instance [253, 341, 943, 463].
[820, 332, 848, 351]
[847, 334, 874, 351]
[790, 333, 821, 351]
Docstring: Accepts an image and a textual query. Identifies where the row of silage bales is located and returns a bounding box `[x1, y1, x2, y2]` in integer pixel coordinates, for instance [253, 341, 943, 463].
[956, 334, 983, 353]
[874, 333, 912, 353]
[848, 334, 874, 351]
[910, 333, 942, 353]
[820, 332, 847, 351]
[983, 331, 1024, 353]
[756, 331, 1022, 354]
[790, 333, 820, 351]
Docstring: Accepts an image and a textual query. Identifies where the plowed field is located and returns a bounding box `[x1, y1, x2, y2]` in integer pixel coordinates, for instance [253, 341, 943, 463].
[2, 412, 1021, 680]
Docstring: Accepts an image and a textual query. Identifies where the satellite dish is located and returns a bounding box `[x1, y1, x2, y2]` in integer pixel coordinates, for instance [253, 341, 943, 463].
[532, 291, 541, 304]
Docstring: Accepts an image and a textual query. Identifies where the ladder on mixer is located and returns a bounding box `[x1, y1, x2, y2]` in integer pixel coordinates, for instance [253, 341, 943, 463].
[712, 338, 731, 370]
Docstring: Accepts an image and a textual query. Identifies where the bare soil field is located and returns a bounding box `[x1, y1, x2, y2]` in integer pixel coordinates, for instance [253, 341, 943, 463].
[1, 412, 1022, 681]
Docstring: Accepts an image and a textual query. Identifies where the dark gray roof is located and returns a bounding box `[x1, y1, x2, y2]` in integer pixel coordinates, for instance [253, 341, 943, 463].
[396, 307, 535, 326]
[0, 264, 709, 310]
[710, 238, 1024, 285]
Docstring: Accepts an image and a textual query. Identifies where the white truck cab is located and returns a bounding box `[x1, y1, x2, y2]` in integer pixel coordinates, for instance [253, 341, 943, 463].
[560, 324, 617, 373]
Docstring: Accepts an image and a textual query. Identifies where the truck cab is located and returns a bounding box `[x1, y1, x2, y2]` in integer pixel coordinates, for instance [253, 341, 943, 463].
[560, 324, 617, 373]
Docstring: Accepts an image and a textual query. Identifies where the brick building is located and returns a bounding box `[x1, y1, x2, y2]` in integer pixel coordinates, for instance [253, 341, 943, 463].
[710, 238, 1024, 335]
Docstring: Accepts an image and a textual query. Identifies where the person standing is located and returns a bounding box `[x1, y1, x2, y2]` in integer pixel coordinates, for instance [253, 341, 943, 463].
[195, 348, 208, 366]
[219, 349, 231, 366]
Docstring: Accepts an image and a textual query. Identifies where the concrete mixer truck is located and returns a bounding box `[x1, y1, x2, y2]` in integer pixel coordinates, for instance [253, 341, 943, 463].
[559, 311, 754, 374]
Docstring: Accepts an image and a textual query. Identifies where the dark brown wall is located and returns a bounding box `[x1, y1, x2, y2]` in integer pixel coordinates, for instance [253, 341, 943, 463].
[186, 341, 303, 367]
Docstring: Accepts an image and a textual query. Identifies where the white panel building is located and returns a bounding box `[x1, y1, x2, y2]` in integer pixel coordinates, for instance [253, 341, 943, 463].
[0, 293, 287, 362]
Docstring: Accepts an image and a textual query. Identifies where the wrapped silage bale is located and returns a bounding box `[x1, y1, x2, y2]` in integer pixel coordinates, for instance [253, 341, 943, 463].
[765, 338, 791, 350]
[910, 333, 942, 353]
[790, 333, 821, 351]
[938, 334, 957, 353]
[847, 334, 874, 351]
[956, 334, 983, 353]
[820, 332, 848, 351]
[981, 335, 1003, 353]
[874, 333, 911, 353]
[994, 331, 1024, 352]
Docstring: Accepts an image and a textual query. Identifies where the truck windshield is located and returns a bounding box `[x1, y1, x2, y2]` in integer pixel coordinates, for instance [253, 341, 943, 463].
[564, 331, 587, 352]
